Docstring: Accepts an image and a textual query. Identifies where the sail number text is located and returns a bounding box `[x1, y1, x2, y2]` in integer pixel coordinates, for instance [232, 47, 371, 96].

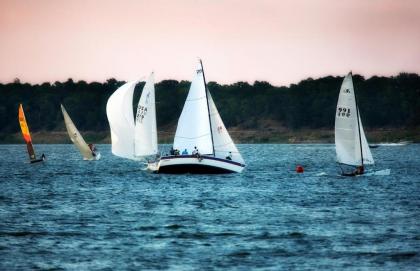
[136, 106, 147, 123]
[337, 107, 351, 117]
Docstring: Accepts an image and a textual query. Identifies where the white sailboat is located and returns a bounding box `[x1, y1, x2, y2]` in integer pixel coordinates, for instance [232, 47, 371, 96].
[335, 72, 374, 176]
[106, 73, 158, 160]
[61, 104, 100, 160]
[151, 60, 245, 174]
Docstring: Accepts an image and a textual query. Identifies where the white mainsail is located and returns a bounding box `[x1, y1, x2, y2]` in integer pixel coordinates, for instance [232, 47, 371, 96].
[335, 73, 374, 166]
[208, 92, 245, 164]
[173, 65, 213, 155]
[106, 80, 137, 159]
[61, 104, 94, 160]
[134, 73, 158, 157]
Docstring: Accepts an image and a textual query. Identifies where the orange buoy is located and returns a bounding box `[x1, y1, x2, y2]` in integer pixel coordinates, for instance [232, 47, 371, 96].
[296, 165, 304, 173]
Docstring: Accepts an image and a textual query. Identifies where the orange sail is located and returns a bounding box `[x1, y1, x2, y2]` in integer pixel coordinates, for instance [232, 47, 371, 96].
[18, 104, 37, 160]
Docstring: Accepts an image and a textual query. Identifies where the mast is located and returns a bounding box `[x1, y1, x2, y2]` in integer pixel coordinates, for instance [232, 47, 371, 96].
[200, 59, 215, 156]
[353, 73, 364, 167]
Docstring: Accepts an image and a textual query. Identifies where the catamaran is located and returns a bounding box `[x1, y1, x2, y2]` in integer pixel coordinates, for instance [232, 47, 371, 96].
[18, 104, 45, 163]
[149, 60, 245, 174]
[335, 72, 374, 176]
[106, 73, 158, 161]
[61, 104, 100, 160]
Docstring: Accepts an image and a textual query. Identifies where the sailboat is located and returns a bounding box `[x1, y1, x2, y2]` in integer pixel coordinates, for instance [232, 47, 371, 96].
[335, 72, 374, 176]
[151, 60, 245, 174]
[106, 73, 158, 160]
[18, 104, 45, 163]
[61, 104, 100, 160]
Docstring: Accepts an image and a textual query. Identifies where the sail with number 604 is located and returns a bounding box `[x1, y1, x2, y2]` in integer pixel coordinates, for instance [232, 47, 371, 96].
[134, 73, 158, 157]
[106, 73, 158, 160]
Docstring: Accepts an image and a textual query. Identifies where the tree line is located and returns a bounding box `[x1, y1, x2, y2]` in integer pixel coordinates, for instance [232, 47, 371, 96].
[0, 73, 419, 135]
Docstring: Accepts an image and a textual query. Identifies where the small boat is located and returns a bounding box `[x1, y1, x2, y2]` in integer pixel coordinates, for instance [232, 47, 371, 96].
[397, 140, 412, 145]
[18, 104, 45, 163]
[150, 60, 245, 174]
[335, 72, 374, 176]
[61, 104, 100, 160]
[369, 144, 379, 149]
[379, 141, 412, 146]
[106, 73, 158, 160]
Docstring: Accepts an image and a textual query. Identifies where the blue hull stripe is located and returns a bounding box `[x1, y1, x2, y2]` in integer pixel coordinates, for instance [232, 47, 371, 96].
[160, 155, 245, 167]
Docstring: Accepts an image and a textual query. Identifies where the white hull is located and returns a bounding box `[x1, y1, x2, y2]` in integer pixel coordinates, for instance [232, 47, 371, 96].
[147, 155, 245, 174]
[378, 141, 411, 146]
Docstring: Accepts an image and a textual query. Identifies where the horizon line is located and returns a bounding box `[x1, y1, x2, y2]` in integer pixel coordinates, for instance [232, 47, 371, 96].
[2, 71, 418, 88]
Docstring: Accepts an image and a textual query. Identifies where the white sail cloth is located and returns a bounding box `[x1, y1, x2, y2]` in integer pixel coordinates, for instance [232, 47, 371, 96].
[173, 67, 213, 155]
[61, 104, 94, 160]
[134, 73, 158, 157]
[208, 92, 245, 164]
[173, 61, 244, 165]
[106, 80, 137, 159]
[335, 73, 374, 166]
[106, 75, 158, 160]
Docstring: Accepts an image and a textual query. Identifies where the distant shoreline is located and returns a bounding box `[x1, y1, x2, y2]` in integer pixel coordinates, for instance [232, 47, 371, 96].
[2, 127, 419, 144]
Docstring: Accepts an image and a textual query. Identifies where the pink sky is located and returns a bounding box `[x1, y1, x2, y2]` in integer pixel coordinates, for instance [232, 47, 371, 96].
[1, 0, 419, 86]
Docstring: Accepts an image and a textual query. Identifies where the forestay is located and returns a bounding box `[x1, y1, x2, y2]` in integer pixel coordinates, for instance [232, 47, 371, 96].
[134, 73, 158, 157]
[61, 104, 94, 160]
[335, 73, 374, 166]
[208, 92, 245, 164]
[106, 80, 138, 159]
[173, 66, 213, 155]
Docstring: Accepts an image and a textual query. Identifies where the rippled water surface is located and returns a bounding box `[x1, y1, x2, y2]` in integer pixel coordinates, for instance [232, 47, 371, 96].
[0, 144, 419, 270]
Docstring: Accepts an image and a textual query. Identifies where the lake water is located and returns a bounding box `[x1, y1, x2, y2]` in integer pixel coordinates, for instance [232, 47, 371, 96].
[0, 144, 419, 270]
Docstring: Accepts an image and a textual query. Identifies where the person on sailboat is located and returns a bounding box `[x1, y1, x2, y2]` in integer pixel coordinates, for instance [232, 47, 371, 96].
[355, 165, 364, 175]
[182, 149, 188, 155]
[170, 147, 180, 156]
[342, 165, 364, 176]
[88, 144, 97, 157]
[226, 152, 232, 160]
[192, 146, 202, 161]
